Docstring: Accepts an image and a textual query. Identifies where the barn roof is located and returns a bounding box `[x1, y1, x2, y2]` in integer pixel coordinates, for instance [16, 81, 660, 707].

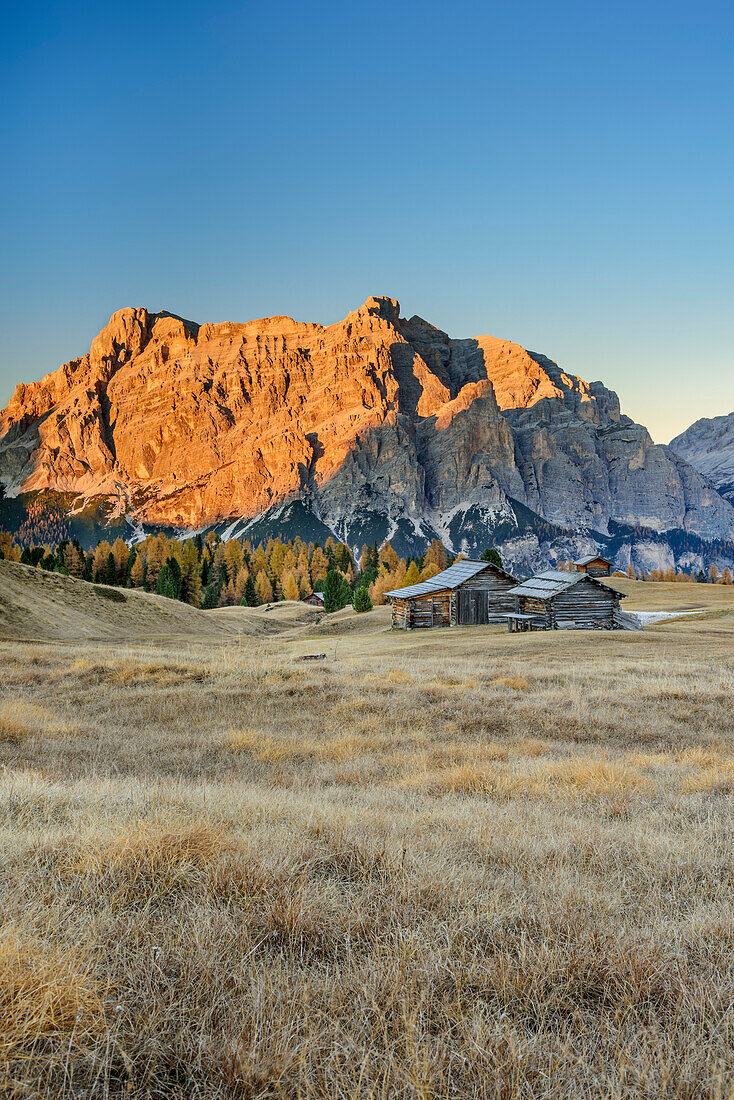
[508, 569, 625, 601]
[574, 554, 613, 566]
[386, 559, 514, 599]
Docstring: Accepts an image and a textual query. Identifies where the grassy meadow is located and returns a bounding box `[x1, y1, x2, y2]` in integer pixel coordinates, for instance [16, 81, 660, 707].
[1, 573, 734, 1097]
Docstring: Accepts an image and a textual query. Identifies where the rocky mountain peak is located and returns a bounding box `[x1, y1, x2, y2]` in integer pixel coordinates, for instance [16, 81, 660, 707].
[670, 411, 734, 504]
[2, 298, 734, 572]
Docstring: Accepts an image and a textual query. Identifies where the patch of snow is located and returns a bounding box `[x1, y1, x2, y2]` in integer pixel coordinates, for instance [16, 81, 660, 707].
[383, 515, 399, 545]
[633, 609, 707, 625]
[219, 518, 242, 541]
[409, 513, 427, 538]
[123, 515, 148, 545]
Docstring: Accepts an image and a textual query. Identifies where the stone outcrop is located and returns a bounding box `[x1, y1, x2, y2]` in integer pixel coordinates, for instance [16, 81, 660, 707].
[670, 412, 734, 505]
[2, 297, 734, 567]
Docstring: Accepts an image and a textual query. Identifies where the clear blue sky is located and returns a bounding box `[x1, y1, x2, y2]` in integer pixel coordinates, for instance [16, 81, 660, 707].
[2, 0, 733, 442]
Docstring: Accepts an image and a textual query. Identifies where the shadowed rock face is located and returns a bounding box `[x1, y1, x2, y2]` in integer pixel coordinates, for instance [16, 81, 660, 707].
[2, 296, 734, 549]
[670, 412, 734, 505]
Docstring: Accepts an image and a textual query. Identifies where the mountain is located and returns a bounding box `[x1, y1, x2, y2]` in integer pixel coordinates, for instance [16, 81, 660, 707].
[2, 297, 734, 573]
[670, 412, 734, 505]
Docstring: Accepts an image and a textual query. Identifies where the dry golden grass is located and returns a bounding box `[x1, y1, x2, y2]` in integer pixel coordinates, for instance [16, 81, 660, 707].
[0, 932, 105, 1067]
[0, 582, 733, 1096]
[0, 699, 71, 742]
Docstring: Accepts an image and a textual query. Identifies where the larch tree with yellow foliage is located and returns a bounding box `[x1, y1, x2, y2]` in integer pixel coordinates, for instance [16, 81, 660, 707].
[403, 561, 420, 587]
[255, 570, 274, 603]
[281, 571, 300, 601]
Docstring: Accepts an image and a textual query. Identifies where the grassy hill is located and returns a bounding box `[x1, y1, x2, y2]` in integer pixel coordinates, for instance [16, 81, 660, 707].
[0, 559, 235, 642]
[0, 559, 334, 643]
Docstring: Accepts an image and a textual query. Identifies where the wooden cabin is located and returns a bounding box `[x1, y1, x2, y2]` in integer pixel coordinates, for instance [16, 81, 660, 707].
[508, 570, 626, 630]
[386, 559, 517, 629]
[303, 591, 324, 607]
[572, 554, 613, 577]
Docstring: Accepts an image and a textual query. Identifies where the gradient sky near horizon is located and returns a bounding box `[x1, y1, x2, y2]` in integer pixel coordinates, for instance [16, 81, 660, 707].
[1, 0, 732, 443]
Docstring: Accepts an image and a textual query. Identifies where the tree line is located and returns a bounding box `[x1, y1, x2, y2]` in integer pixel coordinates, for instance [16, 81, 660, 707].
[0, 531, 491, 613]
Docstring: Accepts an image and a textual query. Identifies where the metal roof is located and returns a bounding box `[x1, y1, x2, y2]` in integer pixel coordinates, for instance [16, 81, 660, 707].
[508, 569, 625, 601]
[574, 554, 612, 566]
[386, 559, 514, 600]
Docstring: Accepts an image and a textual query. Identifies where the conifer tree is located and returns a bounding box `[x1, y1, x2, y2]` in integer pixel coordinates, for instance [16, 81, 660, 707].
[202, 582, 219, 609]
[224, 539, 244, 582]
[403, 561, 420, 587]
[480, 547, 502, 568]
[93, 541, 112, 582]
[241, 574, 258, 606]
[145, 536, 166, 591]
[250, 543, 267, 573]
[130, 552, 145, 588]
[180, 540, 202, 606]
[424, 539, 447, 571]
[200, 549, 211, 587]
[335, 542, 352, 573]
[105, 552, 117, 585]
[379, 543, 398, 571]
[112, 538, 129, 583]
[233, 567, 248, 605]
[353, 585, 372, 613]
[219, 577, 237, 606]
[310, 546, 328, 585]
[168, 556, 182, 598]
[82, 553, 93, 582]
[420, 562, 441, 582]
[126, 546, 137, 586]
[255, 570, 274, 603]
[156, 558, 182, 600]
[281, 570, 300, 601]
[322, 567, 350, 612]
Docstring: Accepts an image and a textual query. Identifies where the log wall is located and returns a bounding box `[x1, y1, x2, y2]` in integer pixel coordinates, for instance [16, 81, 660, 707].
[515, 596, 550, 628]
[517, 580, 620, 629]
[391, 591, 451, 629]
[549, 584, 618, 628]
[450, 570, 517, 626]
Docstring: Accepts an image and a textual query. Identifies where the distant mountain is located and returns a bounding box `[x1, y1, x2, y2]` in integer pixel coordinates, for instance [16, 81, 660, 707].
[2, 297, 734, 573]
[670, 412, 734, 505]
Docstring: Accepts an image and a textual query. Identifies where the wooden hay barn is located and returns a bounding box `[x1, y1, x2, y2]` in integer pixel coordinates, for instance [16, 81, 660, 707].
[573, 554, 613, 577]
[386, 559, 517, 629]
[303, 591, 324, 607]
[508, 570, 626, 630]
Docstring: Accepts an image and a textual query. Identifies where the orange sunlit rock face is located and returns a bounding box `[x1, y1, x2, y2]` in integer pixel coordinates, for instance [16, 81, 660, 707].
[2, 297, 733, 544]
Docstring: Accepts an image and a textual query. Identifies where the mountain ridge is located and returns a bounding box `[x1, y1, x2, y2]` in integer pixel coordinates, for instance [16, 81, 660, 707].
[670, 412, 734, 505]
[2, 297, 734, 573]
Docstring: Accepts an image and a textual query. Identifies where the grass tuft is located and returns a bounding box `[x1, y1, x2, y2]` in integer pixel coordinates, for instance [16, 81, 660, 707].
[0, 700, 71, 742]
[0, 932, 105, 1067]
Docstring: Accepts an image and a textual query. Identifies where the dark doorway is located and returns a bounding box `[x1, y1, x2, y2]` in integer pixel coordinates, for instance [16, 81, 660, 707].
[457, 589, 488, 625]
